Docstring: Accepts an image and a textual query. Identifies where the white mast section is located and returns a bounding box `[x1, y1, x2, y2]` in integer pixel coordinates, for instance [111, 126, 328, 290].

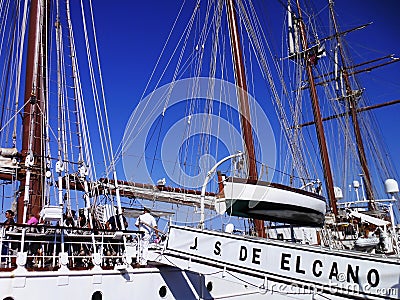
[287, 2, 295, 56]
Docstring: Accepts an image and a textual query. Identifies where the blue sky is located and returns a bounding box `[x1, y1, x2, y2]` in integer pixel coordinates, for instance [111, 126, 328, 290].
[91, 0, 400, 194]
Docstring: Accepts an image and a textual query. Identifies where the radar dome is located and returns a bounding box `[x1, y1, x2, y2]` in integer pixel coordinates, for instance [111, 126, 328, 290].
[385, 179, 399, 194]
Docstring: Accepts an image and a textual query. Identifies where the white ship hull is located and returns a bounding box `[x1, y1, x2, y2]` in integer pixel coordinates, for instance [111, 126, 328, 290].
[1, 224, 399, 299]
[0, 264, 261, 299]
[153, 225, 400, 299]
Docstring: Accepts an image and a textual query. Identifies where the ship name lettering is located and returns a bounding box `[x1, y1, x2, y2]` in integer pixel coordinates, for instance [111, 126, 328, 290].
[347, 264, 359, 283]
[280, 253, 291, 270]
[189, 237, 198, 250]
[280, 253, 380, 286]
[328, 262, 339, 280]
[214, 241, 221, 255]
[239, 245, 261, 265]
[367, 269, 379, 287]
[312, 260, 322, 277]
[295, 255, 305, 274]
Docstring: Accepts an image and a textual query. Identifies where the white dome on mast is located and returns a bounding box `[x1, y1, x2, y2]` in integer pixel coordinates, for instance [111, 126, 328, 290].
[384, 179, 399, 194]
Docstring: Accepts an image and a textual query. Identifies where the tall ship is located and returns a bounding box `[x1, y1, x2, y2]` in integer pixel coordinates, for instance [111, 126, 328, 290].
[0, 0, 399, 299]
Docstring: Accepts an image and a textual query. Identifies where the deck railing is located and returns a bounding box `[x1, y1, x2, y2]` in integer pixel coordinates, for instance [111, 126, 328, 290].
[0, 223, 144, 270]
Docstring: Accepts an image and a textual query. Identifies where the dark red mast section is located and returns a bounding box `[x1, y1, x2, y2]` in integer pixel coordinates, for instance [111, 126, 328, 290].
[295, 0, 337, 215]
[17, 0, 48, 223]
[226, 0, 265, 237]
[328, 2, 375, 208]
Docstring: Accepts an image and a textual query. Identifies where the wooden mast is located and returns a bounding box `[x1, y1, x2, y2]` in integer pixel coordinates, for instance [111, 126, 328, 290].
[295, 0, 337, 215]
[328, 1, 375, 208]
[225, 0, 265, 237]
[17, 0, 48, 223]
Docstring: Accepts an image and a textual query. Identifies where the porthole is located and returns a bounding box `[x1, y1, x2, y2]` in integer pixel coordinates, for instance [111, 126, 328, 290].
[159, 285, 167, 298]
[206, 281, 213, 292]
[91, 291, 102, 300]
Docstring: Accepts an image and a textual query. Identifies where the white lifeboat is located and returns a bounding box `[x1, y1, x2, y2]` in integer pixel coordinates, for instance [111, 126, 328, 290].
[215, 177, 326, 226]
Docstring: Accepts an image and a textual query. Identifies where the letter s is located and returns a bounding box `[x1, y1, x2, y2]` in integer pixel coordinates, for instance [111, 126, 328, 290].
[214, 241, 221, 255]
